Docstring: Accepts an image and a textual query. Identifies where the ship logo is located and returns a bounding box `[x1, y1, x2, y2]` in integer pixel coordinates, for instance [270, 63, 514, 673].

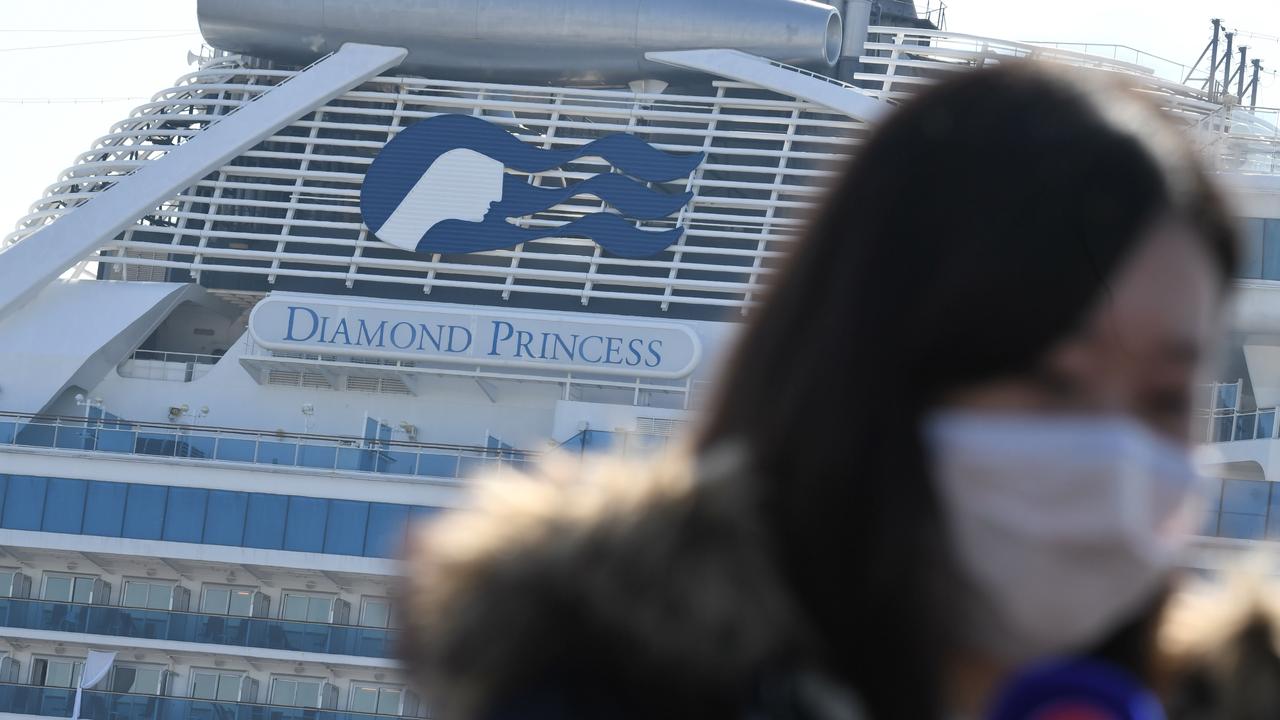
[360, 114, 704, 259]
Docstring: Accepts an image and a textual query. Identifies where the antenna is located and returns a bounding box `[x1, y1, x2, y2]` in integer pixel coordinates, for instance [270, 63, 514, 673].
[1237, 45, 1249, 100]
[1222, 31, 1235, 99]
[1248, 58, 1264, 109]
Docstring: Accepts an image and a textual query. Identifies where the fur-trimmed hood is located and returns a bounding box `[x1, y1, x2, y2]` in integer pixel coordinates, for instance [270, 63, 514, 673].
[399, 447, 829, 719]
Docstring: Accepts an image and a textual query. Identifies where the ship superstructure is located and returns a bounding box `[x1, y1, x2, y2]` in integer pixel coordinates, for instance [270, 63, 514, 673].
[0, 1, 1277, 718]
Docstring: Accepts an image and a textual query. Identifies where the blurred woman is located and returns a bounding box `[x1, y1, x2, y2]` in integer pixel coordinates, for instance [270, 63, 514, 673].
[400, 63, 1239, 719]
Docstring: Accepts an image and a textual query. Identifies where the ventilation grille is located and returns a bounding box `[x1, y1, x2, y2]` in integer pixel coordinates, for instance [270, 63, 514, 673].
[635, 417, 687, 437]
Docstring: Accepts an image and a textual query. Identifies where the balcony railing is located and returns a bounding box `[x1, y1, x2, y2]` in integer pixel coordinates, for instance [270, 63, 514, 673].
[0, 598, 394, 658]
[117, 351, 221, 383]
[0, 682, 409, 720]
[0, 412, 535, 481]
[1200, 408, 1280, 443]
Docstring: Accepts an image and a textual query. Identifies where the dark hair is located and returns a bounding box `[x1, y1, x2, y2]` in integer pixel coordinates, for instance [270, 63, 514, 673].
[699, 63, 1238, 717]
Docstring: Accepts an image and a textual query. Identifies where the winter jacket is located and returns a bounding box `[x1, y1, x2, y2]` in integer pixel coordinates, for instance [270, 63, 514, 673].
[399, 448, 867, 720]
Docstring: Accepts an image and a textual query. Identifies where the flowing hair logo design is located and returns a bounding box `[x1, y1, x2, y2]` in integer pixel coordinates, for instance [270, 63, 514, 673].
[360, 114, 705, 259]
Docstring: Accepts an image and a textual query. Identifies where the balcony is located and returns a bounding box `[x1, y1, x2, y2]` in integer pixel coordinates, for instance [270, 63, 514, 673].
[0, 412, 534, 481]
[0, 599, 394, 659]
[117, 351, 220, 384]
[0, 682, 406, 720]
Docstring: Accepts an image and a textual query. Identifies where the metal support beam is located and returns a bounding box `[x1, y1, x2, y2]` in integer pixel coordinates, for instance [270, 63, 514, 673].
[647, 49, 891, 123]
[1209, 18, 1222, 95]
[1237, 45, 1249, 100]
[1250, 59, 1263, 109]
[1223, 32, 1235, 99]
[0, 43, 407, 324]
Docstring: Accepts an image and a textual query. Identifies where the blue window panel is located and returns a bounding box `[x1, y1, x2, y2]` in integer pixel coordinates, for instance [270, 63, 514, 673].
[365, 504, 410, 559]
[163, 487, 208, 543]
[1240, 218, 1265, 279]
[1262, 218, 1280, 280]
[375, 450, 418, 476]
[324, 500, 370, 556]
[299, 445, 338, 470]
[83, 481, 127, 537]
[122, 484, 168, 540]
[95, 428, 136, 453]
[214, 438, 257, 463]
[2, 476, 46, 531]
[1221, 478, 1270, 516]
[255, 441, 297, 466]
[203, 490, 248, 546]
[284, 497, 328, 553]
[0, 475, 6, 519]
[135, 432, 180, 457]
[0, 421, 15, 444]
[1219, 511, 1266, 540]
[42, 478, 87, 534]
[243, 493, 288, 550]
[336, 447, 366, 472]
[416, 453, 458, 478]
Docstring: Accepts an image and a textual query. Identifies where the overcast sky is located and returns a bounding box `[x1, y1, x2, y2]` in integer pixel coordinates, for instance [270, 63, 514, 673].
[0, 0, 1276, 234]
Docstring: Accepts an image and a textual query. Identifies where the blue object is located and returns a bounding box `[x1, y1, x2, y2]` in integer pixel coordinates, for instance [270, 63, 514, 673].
[360, 113, 704, 258]
[988, 658, 1166, 720]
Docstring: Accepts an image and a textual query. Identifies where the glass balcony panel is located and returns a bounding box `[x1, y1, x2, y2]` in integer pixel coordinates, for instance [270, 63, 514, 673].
[15, 421, 57, 449]
[182, 434, 217, 459]
[54, 424, 91, 450]
[415, 452, 458, 478]
[0, 598, 394, 658]
[1213, 415, 1235, 442]
[1234, 414, 1257, 441]
[336, 447, 366, 472]
[0, 683, 409, 720]
[95, 428, 136, 453]
[0, 421, 15, 444]
[215, 438, 258, 462]
[375, 449, 417, 476]
[1217, 383, 1240, 410]
[135, 432, 180, 457]
[255, 441, 298, 465]
[1260, 410, 1276, 440]
[299, 445, 338, 469]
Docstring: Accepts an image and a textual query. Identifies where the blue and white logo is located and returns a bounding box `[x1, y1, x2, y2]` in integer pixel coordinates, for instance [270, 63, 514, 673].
[359, 114, 704, 259]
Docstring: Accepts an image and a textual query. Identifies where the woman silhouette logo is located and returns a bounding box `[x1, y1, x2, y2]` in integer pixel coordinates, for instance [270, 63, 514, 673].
[360, 114, 705, 259]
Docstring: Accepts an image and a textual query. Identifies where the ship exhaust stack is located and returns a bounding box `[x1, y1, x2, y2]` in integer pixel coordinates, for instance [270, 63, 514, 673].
[197, 0, 842, 85]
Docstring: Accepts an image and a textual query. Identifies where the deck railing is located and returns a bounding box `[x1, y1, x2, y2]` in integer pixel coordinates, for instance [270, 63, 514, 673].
[0, 412, 536, 481]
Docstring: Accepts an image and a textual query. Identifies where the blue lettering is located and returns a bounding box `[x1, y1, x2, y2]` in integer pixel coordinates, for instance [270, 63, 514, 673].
[552, 333, 577, 361]
[356, 319, 387, 347]
[626, 338, 644, 366]
[515, 330, 535, 358]
[604, 337, 624, 365]
[390, 322, 417, 350]
[579, 335, 605, 364]
[488, 321, 514, 356]
[645, 340, 663, 368]
[331, 318, 352, 345]
[417, 324, 444, 352]
[317, 316, 331, 343]
[284, 306, 319, 342]
[447, 325, 473, 353]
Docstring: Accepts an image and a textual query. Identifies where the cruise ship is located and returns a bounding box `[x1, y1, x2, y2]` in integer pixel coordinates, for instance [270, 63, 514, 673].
[0, 1, 1276, 718]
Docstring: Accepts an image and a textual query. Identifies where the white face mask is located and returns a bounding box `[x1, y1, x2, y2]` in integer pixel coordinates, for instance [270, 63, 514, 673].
[925, 412, 1204, 663]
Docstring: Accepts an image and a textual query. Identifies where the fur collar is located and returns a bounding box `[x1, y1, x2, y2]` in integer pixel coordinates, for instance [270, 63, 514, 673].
[400, 447, 812, 719]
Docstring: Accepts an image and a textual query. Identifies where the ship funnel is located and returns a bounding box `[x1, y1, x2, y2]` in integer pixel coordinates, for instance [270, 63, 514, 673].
[197, 0, 842, 85]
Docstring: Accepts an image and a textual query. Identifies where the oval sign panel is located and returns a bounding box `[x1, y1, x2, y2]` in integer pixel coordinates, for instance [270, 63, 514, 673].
[249, 293, 703, 380]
